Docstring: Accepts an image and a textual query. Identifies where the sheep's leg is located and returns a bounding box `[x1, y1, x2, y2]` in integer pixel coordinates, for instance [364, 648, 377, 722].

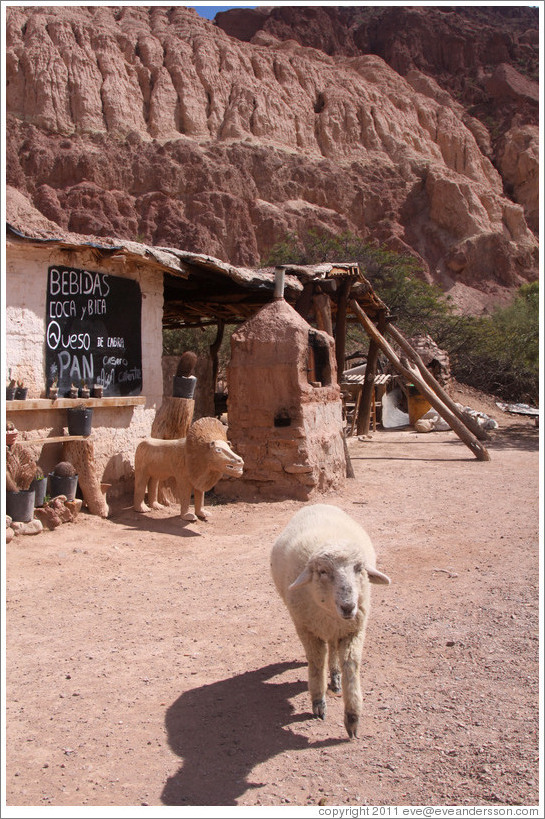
[328, 641, 342, 694]
[177, 480, 197, 522]
[297, 626, 328, 719]
[134, 471, 151, 512]
[338, 634, 364, 739]
[147, 477, 164, 510]
[194, 489, 209, 521]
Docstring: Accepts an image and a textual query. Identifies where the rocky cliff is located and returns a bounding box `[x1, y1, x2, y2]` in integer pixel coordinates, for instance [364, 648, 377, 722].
[5, 5, 539, 312]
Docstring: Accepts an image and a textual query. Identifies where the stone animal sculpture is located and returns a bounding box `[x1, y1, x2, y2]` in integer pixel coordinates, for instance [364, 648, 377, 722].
[270, 503, 390, 738]
[134, 416, 244, 521]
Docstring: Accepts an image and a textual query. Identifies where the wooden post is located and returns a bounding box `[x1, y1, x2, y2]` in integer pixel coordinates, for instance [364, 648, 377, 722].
[349, 300, 490, 461]
[313, 293, 333, 336]
[343, 433, 355, 479]
[385, 323, 489, 442]
[151, 397, 194, 440]
[334, 279, 352, 383]
[210, 320, 225, 390]
[63, 438, 109, 517]
[356, 311, 387, 437]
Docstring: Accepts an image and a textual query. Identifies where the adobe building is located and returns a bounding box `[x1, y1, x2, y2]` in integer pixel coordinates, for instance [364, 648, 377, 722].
[225, 296, 346, 500]
[5, 216, 489, 516]
[5, 226, 165, 500]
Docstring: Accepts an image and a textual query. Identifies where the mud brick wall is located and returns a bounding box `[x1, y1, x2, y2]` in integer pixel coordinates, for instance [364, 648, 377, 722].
[220, 299, 346, 501]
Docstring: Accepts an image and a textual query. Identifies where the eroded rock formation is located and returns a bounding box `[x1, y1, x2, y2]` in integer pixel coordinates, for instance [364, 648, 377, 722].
[5, 5, 539, 312]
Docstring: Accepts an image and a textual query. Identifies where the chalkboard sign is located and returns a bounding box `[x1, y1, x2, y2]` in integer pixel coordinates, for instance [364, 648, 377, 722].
[45, 266, 142, 397]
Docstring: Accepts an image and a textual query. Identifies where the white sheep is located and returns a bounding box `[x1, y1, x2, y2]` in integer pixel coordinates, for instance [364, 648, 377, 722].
[270, 503, 390, 738]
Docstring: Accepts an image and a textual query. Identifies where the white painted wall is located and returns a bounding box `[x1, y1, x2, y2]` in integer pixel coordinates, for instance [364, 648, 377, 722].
[5, 241, 164, 498]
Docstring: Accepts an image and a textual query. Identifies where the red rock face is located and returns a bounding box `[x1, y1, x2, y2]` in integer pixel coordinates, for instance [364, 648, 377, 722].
[5, 5, 539, 312]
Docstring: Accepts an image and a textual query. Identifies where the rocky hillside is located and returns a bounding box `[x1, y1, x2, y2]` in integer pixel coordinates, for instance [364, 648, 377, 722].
[5, 5, 539, 313]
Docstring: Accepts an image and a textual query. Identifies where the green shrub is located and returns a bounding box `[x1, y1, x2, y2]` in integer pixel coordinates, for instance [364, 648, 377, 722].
[446, 282, 539, 404]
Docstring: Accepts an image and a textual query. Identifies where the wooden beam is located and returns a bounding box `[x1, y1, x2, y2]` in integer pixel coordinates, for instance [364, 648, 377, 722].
[356, 311, 387, 436]
[210, 320, 225, 389]
[334, 279, 352, 382]
[6, 396, 146, 411]
[313, 293, 333, 336]
[349, 300, 490, 461]
[385, 323, 489, 442]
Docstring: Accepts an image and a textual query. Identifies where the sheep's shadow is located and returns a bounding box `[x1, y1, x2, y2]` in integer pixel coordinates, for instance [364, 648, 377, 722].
[161, 660, 345, 806]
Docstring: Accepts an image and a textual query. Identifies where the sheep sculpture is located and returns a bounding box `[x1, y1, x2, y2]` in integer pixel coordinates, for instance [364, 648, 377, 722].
[134, 417, 244, 521]
[270, 503, 390, 738]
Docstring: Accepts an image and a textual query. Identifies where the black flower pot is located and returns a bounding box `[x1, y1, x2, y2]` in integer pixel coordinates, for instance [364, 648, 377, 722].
[15, 387, 28, 400]
[173, 375, 197, 399]
[67, 407, 93, 437]
[30, 477, 47, 508]
[6, 386, 16, 400]
[48, 473, 78, 501]
[6, 488, 36, 523]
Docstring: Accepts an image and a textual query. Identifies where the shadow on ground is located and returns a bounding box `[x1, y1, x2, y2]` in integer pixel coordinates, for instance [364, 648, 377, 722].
[487, 423, 539, 452]
[106, 504, 203, 537]
[161, 661, 346, 806]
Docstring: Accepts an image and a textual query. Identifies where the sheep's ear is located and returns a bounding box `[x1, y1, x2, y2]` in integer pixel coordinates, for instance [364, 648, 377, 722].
[367, 566, 391, 585]
[289, 565, 313, 590]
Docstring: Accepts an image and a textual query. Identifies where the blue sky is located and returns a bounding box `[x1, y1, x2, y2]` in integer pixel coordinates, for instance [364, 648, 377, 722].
[189, 5, 256, 20]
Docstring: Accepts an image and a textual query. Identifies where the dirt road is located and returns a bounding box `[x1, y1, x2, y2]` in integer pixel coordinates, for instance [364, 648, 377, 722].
[4, 391, 540, 809]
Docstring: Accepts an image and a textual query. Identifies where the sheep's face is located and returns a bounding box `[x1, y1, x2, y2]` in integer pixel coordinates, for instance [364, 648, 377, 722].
[208, 440, 244, 476]
[291, 553, 366, 621]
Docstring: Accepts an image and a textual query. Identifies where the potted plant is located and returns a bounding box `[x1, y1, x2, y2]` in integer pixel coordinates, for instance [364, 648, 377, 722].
[67, 403, 93, 436]
[69, 382, 79, 398]
[6, 444, 37, 522]
[48, 376, 59, 400]
[48, 460, 78, 501]
[92, 383, 104, 398]
[6, 376, 16, 401]
[80, 380, 90, 399]
[173, 351, 198, 398]
[15, 380, 28, 400]
[30, 465, 47, 508]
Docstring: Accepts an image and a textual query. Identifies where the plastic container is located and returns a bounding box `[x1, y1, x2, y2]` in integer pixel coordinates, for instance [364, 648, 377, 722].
[48, 473, 79, 501]
[173, 375, 197, 399]
[30, 477, 47, 507]
[6, 488, 36, 522]
[407, 386, 432, 426]
[67, 407, 93, 436]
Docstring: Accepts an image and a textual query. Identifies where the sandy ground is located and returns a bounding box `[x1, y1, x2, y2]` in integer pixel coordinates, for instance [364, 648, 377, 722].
[3, 386, 541, 811]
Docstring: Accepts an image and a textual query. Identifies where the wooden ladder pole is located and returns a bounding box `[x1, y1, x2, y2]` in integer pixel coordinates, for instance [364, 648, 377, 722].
[386, 323, 489, 442]
[349, 300, 490, 461]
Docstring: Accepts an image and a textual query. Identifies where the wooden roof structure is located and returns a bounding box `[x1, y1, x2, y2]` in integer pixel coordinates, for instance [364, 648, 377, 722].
[6, 224, 491, 461]
[162, 258, 388, 328]
[6, 223, 388, 327]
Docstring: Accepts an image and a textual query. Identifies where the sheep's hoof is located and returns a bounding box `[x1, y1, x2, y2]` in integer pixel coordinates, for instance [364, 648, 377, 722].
[196, 511, 209, 521]
[344, 712, 359, 739]
[135, 503, 150, 513]
[329, 672, 341, 694]
[182, 512, 198, 522]
[312, 698, 326, 720]
[150, 502, 164, 510]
